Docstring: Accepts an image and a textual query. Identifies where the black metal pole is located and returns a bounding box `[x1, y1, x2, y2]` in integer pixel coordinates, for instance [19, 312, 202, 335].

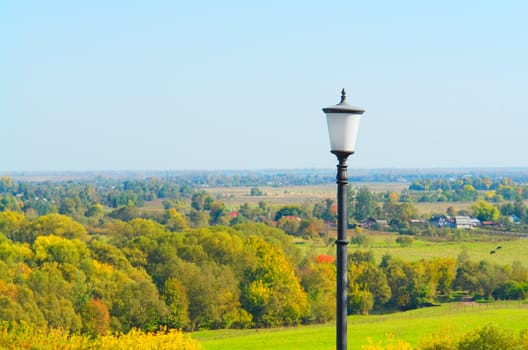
[333, 150, 352, 350]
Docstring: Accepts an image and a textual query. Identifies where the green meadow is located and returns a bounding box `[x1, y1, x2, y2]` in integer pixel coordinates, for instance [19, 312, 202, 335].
[361, 233, 528, 266]
[194, 302, 528, 350]
[300, 231, 528, 267]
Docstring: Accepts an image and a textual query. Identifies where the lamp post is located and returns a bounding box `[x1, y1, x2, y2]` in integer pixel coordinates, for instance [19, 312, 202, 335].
[322, 89, 364, 350]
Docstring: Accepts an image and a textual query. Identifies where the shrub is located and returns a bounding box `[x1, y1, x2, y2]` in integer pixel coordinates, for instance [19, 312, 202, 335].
[96, 327, 201, 350]
[418, 327, 458, 350]
[395, 235, 414, 247]
[362, 333, 412, 350]
[351, 233, 370, 247]
[0, 321, 201, 350]
[457, 324, 520, 350]
[493, 280, 528, 300]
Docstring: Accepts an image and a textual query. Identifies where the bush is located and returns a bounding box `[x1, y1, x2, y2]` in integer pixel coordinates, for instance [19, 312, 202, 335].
[366, 324, 528, 350]
[351, 233, 370, 247]
[457, 324, 520, 350]
[493, 281, 528, 300]
[418, 327, 458, 350]
[395, 235, 414, 247]
[362, 333, 412, 350]
[0, 321, 201, 350]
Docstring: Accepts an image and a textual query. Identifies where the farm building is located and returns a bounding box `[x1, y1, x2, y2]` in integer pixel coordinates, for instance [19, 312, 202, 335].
[454, 216, 479, 229]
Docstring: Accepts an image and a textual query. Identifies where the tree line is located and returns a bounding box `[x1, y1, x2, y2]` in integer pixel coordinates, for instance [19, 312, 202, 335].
[1, 209, 528, 336]
[408, 176, 528, 202]
[347, 248, 528, 315]
[1, 174, 528, 338]
[0, 211, 313, 333]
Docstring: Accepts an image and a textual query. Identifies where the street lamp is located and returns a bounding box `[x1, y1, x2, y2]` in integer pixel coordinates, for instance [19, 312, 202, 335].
[322, 89, 365, 350]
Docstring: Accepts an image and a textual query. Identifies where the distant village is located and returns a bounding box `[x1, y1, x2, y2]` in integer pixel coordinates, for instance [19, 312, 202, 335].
[359, 214, 522, 231]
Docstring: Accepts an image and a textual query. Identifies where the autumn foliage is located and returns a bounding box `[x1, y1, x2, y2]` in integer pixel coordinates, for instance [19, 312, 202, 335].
[0, 321, 201, 350]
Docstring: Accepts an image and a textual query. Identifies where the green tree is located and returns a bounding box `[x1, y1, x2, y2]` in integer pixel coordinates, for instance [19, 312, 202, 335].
[299, 255, 335, 323]
[188, 208, 209, 228]
[89, 240, 134, 271]
[0, 295, 29, 323]
[175, 260, 241, 330]
[28, 263, 83, 332]
[274, 205, 305, 221]
[85, 203, 104, 220]
[0, 211, 26, 241]
[313, 199, 336, 221]
[348, 286, 374, 315]
[395, 235, 414, 247]
[108, 206, 141, 222]
[33, 235, 92, 269]
[455, 260, 507, 298]
[354, 187, 380, 222]
[209, 201, 230, 226]
[428, 257, 456, 297]
[242, 236, 309, 327]
[472, 200, 500, 222]
[0, 195, 21, 212]
[111, 279, 169, 332]
[21, 214, 87, 243]
[458, 324, 521, 350]
[191, 191, 214, 211]
[493, 280, 528, 300]
[250, 187, 263, 196]
[348, 252, 391, 313]
[163, 278, 190, 330]
[59, 197, 84, 220]
[198, 229, 248, 269]
[298, 218, 324, 238]
[277, 216, 301, 235]
[458, 184, 478, 202]
[164, 208, 188, 231]
[80, 299, 110, 336]
[381, 255, 433, 310]
[0, 176, 15, 192]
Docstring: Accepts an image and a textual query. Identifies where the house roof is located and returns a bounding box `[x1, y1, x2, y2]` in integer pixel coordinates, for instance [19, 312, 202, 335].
[454, 216, 473, 225]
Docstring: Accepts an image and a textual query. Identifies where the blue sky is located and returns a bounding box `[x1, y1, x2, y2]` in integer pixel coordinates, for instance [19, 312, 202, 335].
[1, 1, 527, 171]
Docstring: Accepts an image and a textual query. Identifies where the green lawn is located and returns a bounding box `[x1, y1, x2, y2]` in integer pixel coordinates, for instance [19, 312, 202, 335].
[355, 233, 528, 267]
[300, 232, 528, 267]
[193, 302, 528, 350]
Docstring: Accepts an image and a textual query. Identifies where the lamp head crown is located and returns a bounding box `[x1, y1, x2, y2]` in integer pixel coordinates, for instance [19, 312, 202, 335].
[322, 89, 364, 114]
[340, 88, 346, 104]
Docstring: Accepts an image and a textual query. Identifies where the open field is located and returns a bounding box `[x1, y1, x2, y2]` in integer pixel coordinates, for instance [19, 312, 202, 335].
[300, 232, 528, 267]
[365, 236, 528, 266]
[202, 183, 477, 216]
[204, 184, 335, 207]
[143, 182, 486, 217]
[204, 182, 408, 208]
[193, 302, 528, 350]
[410, 201, 474, 216]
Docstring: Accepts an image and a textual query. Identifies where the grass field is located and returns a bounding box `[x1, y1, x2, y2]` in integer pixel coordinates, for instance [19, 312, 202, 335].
[203, 182, 408, 208]
[143, 182, 477, 218]
[410, 202, 474, 216]
[356, 232, 528, 267]
[193, 302, 528, 350]
[297, 231, 528, 267]
[201, 182, 480, 218]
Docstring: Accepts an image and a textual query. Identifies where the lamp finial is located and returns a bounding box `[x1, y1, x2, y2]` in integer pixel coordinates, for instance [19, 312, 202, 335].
[340, 89, 346, 104]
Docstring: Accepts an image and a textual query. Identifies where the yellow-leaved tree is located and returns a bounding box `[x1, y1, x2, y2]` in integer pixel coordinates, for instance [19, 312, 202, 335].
[242, 236, 309, 327]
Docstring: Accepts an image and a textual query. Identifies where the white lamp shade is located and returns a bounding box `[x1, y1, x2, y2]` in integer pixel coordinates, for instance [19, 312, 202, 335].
[322, 89, 364, 154]
[325, 113, 361, 153]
